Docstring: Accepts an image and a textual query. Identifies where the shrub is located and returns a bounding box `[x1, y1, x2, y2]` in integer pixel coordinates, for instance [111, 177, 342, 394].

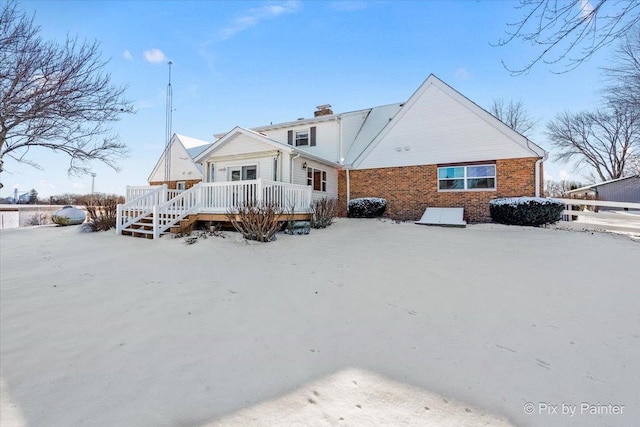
[84, 193, 121, 231]
[226, 201, 283, 242]
[348, 197, 387, 218]
[26, 213, 49, 225]
[489, 197, 564, 226]
[311, 197, 337, 228]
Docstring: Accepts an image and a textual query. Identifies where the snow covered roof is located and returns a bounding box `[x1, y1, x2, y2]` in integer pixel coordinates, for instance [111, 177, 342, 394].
[175, 134, 212, 149]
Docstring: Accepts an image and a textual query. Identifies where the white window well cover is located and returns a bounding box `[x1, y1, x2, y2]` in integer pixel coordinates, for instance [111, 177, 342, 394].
[415, 207, 467, 227]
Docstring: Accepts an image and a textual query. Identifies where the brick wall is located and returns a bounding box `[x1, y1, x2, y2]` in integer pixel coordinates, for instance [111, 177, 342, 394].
[149, 179, 202, 190]
[338, 157, 541, 223]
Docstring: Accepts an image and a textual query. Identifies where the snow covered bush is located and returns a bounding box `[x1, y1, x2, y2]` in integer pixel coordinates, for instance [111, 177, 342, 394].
[489, 197, 564, 226]
[348, 197, 387, 218]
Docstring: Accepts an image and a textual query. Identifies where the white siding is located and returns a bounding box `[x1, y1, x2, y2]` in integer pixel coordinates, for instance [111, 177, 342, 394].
[148, 140, 202, 183]
[356, 83, 537, 170]
[213, 133, 277, 157]
[292, 158, 338, 201]
[210, 156, 276, 182]
[262, 121, 341, 164]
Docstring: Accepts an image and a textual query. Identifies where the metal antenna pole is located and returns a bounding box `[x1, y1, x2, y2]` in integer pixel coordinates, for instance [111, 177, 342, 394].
[164, 61, 173, 184]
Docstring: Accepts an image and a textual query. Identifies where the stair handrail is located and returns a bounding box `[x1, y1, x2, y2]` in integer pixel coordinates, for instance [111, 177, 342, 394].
[116, 185, 167, 234]
[152, 183, 202, 238]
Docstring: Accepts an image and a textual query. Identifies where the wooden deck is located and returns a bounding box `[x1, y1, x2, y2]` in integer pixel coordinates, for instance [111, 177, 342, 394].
[169, 212, 312, 235]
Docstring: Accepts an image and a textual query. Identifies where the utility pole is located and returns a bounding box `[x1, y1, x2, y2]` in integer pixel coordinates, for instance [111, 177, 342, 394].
[164, 61, 173, 184]
[91, 173, 96, 194]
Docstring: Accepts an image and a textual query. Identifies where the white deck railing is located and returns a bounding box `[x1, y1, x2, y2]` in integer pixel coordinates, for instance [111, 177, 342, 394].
[555, 198, 640, 233]
[117, 185, 167, 234]
[117, 179, 313, 238]
[198, 179, 312, 213]
[152, 184, 201, 238]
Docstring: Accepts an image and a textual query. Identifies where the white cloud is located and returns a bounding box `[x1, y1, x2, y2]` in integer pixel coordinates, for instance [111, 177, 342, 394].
[72, 182, 86, 190]
[558, 170, 570, 181]
[220, 1, 300, 39]
[143, 48, 168, 64]
[580, 0, 594, 19]
[122, 49, 133, 60]
[455, 68, 471, 80]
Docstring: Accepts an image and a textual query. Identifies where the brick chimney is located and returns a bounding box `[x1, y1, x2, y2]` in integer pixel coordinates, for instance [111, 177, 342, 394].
[314, 104, 333, 117]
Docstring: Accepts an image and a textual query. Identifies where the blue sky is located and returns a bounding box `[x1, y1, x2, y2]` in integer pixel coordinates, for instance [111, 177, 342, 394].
[2, 0, 611, 199]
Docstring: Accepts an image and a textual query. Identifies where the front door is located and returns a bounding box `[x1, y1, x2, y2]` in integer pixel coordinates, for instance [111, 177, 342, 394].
[229, 165, 258, 205]
[229, 165, 257, 181]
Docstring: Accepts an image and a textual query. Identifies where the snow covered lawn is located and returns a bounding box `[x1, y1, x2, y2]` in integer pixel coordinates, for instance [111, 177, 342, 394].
[1, 219, 638, 426]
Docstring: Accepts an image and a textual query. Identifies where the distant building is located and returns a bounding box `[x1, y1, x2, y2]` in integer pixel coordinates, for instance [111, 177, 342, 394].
[566, 175, 640, 206]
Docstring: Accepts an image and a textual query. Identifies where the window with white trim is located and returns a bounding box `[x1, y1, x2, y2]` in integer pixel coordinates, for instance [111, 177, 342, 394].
[438, 164, 496, 190]
[207, 163, 215, 182]
[307, 167, 327, 192]
[176, 181, 186, 190]
[295, 130, 309, 146]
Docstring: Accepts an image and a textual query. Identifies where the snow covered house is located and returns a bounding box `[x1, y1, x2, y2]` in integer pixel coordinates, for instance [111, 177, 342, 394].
[117, 74, 547, 238]
[147, 134, 212, 190]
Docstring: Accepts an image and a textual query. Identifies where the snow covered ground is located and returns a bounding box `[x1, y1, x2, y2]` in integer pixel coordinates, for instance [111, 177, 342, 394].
[1, 219, 638, 426]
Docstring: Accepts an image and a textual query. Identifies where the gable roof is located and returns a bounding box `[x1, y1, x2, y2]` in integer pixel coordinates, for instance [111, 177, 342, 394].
[349, 74, 546, 168]
[176, 134, 212, 149]
[343, 103, 404, 165]
[195, 126, 341, 168]
[147, 134, 211, 182]
[566, 175, 640, 193]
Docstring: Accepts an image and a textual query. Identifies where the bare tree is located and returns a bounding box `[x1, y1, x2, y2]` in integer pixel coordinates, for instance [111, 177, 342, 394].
[0, 1, 132, 189]
[544, 179, 583, 197]
[490, 98, 537, 137]
[546, 106, 640, 181]
[603, 26, 640, 111]
[496, 0, 640, 75]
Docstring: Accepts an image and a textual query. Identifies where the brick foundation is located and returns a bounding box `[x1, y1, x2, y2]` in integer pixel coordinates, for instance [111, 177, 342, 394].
[338, 157, 542, 223]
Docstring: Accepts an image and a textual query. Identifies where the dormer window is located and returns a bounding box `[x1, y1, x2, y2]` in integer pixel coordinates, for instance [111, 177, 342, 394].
[288, 126, 317, 147]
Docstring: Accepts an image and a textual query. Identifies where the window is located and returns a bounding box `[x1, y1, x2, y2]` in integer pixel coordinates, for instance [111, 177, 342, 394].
[295, 130, 309, 146]
[307, 167, 327, 192]
[176, 181, 186, 190]
[273, 157, 278, 181]
[229, 165, 257, 181]
[288, 127, 316, 146]
[207, 163, 215, 182]
[438, 164, 495, 191]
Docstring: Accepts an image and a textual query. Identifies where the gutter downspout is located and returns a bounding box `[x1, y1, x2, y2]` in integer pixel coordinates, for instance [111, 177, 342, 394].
[535, 153, 547, 197]
[290, 152, 301, 184]
[338, 115, 343, 164]
[525, 137, 547, 198]
[346, 167, 351, 208]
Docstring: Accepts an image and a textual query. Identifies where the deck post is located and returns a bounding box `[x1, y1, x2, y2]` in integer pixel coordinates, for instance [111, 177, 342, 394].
[162, 184, 168, 203]
[306, 186, 312, 212]
[152, 205, 159, 239]
[116, 204, 123, 235]
[257, 178, 263, 206]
